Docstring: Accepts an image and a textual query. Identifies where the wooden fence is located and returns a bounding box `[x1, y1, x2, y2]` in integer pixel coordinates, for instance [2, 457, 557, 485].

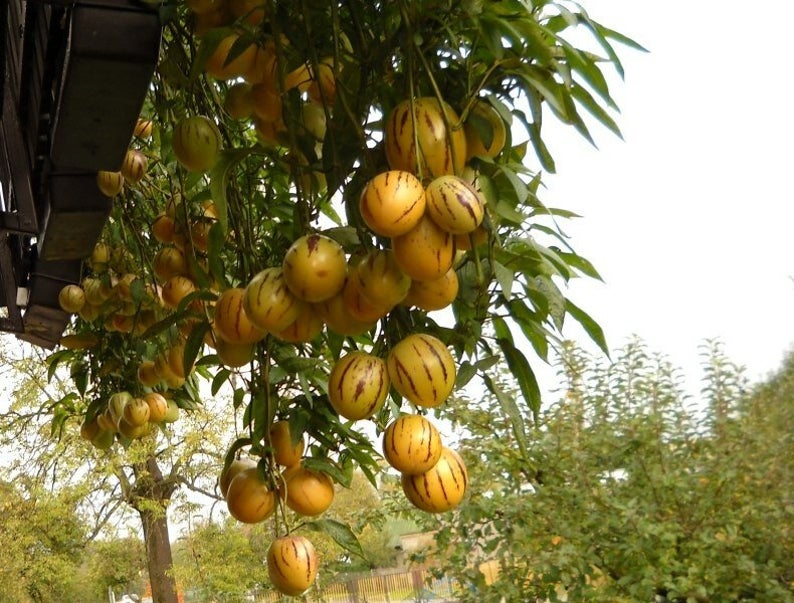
[252, 565, 466, 602]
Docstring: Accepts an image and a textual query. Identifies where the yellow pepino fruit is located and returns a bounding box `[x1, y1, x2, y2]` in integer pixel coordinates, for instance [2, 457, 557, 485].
[384, 97, 467, 179]
[214, 287, 267, 344]
[58, 284, 86, 314]
[424, 175, 485, 235]
[226, 467, 277, 524]
[402, 267, 459, 312]
[328, 351, 390, 421]
[267, 535, 318, 597]
[383, 414, 443, 475]
[282, 466, 335, 516]
[354, 248, 411, 309]
[243, 267, 302, 333]
[387, 333, 456, 408]
[392, 215, 455, 282]
[359, 170, 426, 237]
[282, 234, 347, 303]
[401, 447, 468, 513]
[172, 115, 222, 172]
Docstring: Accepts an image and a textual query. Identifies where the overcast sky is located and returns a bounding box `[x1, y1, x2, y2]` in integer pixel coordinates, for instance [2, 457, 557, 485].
[534, 0, 794, 393]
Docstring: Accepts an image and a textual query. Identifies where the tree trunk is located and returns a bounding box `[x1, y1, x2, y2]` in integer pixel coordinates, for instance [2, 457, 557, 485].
[132, 455, 178, 603]
[139, 505, 178, 603]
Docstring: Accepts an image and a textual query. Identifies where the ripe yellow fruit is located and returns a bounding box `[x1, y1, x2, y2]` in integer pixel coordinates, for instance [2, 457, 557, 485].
[283, 467, 334, 516]
[243, 267, 301, 332]
[172, 115, 222, 172]
[224, 82, 254, 119]
[215, 338, 255, 368]
[274, 302, 324, 343]
[392, 215, 455, 282]
[161, 275, 196, 309]
[402, 267, 459, 312]
[219, 457, 257, 499]
[269, 420, 304, 467]
[383, 414, 443, 475]
[58, 284, 86, 314]
[151, 214, 175, 244]
[123, 397, 151, 427]
[80, 417, 101, 442]
[313, 291, 375, 337]
[134, 117, 154, 139]
[108, 391, 133, 425]
[401, 447, 468, 513]
[96, 170, 124, 197]
[226, 467, 277, 523]
[359, 170, 426, 237]
[424, 175, 485, 235]
[387, 333, 456, 408]
[267, 535, 318, 597]
[354, 249, 411, 309]
[328, 351, 390, 421]
[341, 275, 390, 324]
[204, 34, 257, 81]
[385, 97, 467, 179]
[90, 242, 112, 273]
[121, 149, 147, 184]
[282, 234, 347, 303]
[306, 59, 336, 107]
[214, 288, 267, 344]
[153, 246, 188, 282]
[144, 392, 169, 423]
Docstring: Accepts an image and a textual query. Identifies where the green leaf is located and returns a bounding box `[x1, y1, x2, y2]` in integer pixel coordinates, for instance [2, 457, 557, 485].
[493, 260, 515, 300]
[184, 321, 209, 378]
[47, 350, 71, 382]
[209, 147, 254, 235]
[483, 374, 532, 454]
[305, 518, 367, 561]
[496, 337, 542, 422]
[211, 368, 230, 396]
[566, 298, 609, 357]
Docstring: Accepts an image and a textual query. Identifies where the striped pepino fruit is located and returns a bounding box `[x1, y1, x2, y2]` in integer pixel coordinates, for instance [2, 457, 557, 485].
[354, 248, 411, 309]
[424, 175, 486, 235]
[401, 446, 468, 513]
[172, 115, 222, 172]
[382, 414, 443, 475]
[391, 214, 455, 282]
[243, 267, 302, 333]
[267, 535, 318, 596]
[328, 351, 390, 421]
[384, 97, 467, 179]
[387, 333, 456, 408]
[214, 287, 267, 344]
[359, 170, 426, 237]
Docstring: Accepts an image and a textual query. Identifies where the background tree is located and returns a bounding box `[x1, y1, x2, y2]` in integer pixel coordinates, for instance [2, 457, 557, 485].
[432, 339, 794, 602]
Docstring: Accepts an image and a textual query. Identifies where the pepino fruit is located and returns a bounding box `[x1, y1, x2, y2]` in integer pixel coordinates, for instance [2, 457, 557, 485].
[269, 420, 305, 467]
[283, 466, 334, 516]
[359, 170, 426, 237]
[58, 284, 86, 314]
[401, 447, 468, 513]
[402, 267, 459, 312]
[385, 97, 467, 179]
[424, 175, 485, 235]
[243, 267, 302, 332]
[267, 535, 318, 596]
[328, 351, 390, 421]
[282, 234, 347, 303]
[383, 414, 443, 475]
[214, 287, 267, 344]
[387, 333, 456, 408]
[226, 466, 277, 523]
[96, 170, 124, 197]
[354, 249, 411, 309]
[172, 115, 222, 172]
[219, 457, 257, 499]
[392, 215, 455, 282]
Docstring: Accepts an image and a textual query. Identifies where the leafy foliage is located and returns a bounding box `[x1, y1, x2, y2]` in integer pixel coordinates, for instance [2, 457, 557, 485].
[433, 339, 794, 602]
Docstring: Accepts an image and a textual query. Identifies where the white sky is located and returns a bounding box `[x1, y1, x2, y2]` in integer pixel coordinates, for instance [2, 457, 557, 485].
[536, 0, 794, 393]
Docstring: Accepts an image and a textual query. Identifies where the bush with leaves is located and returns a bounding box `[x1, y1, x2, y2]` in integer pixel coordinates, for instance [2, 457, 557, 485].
[431, 339, 794, 602]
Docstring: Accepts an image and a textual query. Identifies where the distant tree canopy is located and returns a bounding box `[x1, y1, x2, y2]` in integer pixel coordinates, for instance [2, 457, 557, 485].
[431, 339, 794, 602]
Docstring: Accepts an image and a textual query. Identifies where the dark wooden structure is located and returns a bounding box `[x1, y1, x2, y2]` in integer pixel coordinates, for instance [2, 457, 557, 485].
[0, 0, 161, 347]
